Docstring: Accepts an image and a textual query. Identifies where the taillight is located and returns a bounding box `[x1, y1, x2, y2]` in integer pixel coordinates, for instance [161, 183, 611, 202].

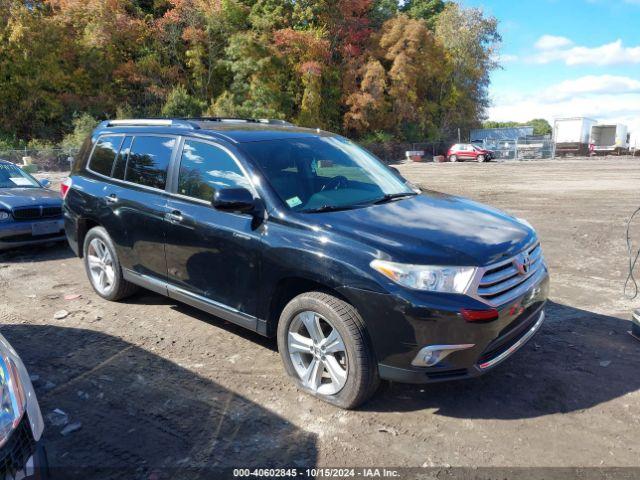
[60, 177, 72, 199]
[461, 308, 499, 322]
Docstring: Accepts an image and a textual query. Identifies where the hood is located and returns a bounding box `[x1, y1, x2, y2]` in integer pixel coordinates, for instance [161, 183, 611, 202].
[309, 191, 535, 266]
[0, 187, 62, 211]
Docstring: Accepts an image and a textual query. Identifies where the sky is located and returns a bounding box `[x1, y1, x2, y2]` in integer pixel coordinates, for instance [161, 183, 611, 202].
[462, 0, 640, 145]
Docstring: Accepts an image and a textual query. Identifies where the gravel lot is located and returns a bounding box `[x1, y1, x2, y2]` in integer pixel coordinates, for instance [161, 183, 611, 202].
[1, 158, 639, 478]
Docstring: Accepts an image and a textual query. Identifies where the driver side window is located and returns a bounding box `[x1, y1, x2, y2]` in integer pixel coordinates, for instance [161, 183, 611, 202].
[177, 140, 251, 202]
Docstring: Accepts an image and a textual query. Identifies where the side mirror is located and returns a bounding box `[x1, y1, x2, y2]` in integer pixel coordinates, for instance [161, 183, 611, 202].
[39, 179, 51, 189]
[212, 187, 256, 213]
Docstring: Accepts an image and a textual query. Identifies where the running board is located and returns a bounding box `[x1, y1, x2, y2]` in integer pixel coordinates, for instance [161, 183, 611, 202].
[122, 269, 258, 332]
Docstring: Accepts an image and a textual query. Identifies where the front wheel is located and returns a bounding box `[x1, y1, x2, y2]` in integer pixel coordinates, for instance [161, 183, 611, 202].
[277, 292, 379, 409]
[477, 154, 486, 162]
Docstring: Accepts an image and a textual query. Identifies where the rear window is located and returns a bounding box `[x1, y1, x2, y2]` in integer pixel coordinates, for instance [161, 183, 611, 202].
[125, 136, 176, 190]
[89, 136, 123, 176]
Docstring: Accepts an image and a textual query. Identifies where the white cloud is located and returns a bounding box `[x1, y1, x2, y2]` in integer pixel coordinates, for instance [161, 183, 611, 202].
[532, 38, 640, 66]
[492, 53, 519, 64]
[535, 35, 573, 50]
[489, 75, 640, 146]
[540, 75, 640, 101]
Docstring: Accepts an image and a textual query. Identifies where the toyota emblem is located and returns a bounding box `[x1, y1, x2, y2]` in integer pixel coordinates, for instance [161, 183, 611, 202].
[513, 253, 531, 275]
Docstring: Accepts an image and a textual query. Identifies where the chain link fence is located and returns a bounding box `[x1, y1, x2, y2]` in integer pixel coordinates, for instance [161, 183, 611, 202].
[474, 137, 555, 161]
[0, 148, 77, 171]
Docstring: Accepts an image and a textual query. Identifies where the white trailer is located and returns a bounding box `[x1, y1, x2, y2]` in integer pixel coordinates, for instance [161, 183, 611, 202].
[553, 117, 598, 156]
[589, 124, 630, 155]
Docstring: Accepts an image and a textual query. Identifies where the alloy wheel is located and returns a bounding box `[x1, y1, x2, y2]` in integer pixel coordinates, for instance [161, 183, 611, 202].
[87, 238, 115, 295]
[287, 311, 348, 395]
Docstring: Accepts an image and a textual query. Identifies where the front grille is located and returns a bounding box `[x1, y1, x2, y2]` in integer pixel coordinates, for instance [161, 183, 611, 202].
[12, 205, 62, 221]
[476, 243, 544, 305]
[0, 415, 36, 477]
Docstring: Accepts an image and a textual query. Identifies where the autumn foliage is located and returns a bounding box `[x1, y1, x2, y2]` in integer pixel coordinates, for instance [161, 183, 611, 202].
[0, 0, 500, 145]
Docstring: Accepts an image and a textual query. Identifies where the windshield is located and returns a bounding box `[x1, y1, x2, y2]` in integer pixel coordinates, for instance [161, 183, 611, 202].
[240, 136, 414, 212]
[0, 162, 41, 188]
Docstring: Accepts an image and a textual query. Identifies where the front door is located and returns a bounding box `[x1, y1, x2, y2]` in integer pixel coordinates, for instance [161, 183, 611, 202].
[164, 139, 262, 320]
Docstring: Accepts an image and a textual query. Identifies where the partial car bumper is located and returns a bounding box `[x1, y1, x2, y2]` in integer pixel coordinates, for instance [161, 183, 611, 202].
[0, 416, 49, 480]
[339, 269, 550, 384]
[0, 218, 65, 250]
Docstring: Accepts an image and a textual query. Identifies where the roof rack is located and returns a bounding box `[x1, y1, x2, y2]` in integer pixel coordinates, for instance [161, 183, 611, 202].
[99, 117, 294, 130]
[185, 117, 294, 126]
[102, 119, 198, 129]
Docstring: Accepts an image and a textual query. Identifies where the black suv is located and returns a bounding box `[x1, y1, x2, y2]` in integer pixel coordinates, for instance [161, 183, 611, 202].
[63, 118, 549, 409]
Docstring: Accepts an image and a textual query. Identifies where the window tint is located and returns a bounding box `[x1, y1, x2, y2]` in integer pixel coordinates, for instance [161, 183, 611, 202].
[241, 137, 412, 212]
[90, 136, 123, 176]
[177, 140, 250, 202]
[125, 136, 175, 189]
[112, 136, 133, 180]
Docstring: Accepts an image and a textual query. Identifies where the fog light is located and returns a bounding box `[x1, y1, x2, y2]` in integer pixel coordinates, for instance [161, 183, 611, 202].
[411, 344, 475, 367]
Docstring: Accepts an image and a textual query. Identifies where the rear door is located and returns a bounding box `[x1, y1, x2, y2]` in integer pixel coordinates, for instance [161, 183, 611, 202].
[164, 138, 262, 324]
[113, 135, 177, 282]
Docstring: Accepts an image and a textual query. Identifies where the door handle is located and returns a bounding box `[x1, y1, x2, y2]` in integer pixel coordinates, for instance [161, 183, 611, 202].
[166, 210, 183, 223]
[105, 194, 118, 204]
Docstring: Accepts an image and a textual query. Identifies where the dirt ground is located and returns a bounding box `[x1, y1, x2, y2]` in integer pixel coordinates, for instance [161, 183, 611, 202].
[1, 158, 639, 479]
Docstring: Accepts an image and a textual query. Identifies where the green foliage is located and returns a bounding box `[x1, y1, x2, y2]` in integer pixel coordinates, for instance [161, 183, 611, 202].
[401, 0, 445, 28]
[529, 118, 552, 136]
[61, 114, 100, 151]
[161, 85, 206, 118]
[0, 0, 502, 145]
[434, 3, 501, 138]
[483, 119, 552, 136]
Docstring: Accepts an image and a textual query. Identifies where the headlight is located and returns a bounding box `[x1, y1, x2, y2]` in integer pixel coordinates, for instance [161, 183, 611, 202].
[0, 354, 26, 447]
[0, 211, 11, 222]
[370, 259, 476, 293]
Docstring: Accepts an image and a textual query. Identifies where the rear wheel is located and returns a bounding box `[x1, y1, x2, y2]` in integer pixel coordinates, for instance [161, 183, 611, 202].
[449, 155, 458, 162]
[277, 292, 379, 409]
[83, 226, 138, 301]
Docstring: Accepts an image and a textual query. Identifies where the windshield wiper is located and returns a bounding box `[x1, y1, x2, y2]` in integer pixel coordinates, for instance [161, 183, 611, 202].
[302, 204, 361, 213]
[371, 192, 417, 205]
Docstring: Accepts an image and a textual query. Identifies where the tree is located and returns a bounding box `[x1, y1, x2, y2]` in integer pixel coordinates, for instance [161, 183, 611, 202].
[344, 15, 447, 140]
[401, 0, 445, 29]
[482, 119, 552, 136]
[61, 113, 99, 151]
[529, 118, 552, 136]
[161, 85, 206, 117]
[435, 3, 501, 138]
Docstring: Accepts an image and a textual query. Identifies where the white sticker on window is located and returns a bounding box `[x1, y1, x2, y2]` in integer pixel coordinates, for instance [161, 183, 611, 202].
[9, 177, 32, 186]
[286, 196, 302, 208]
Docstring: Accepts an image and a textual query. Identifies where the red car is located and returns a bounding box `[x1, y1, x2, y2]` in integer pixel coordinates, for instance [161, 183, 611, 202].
[447, 144, 493, 162]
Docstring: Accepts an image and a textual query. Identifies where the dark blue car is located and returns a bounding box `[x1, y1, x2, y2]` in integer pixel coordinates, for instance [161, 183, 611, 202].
[0, 160, 65, 250]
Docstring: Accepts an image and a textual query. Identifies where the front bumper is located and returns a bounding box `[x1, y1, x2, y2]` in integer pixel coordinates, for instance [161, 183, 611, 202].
[0, 218, 65, 250]
[0, 415, 48, 480]
[339, 269, 550, 384]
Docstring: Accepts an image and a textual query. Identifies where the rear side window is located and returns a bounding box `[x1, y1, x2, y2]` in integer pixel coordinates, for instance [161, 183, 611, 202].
[89, 136, 123, 176]
[125, 136, 175, 190]
[177, 140, 251, 202]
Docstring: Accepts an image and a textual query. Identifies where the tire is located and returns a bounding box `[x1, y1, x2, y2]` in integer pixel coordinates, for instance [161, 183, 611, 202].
[477, 154, 486, 163]
[277, 291, 379, 409]
[449, 155, 458, 162]
[83, 226, 138, 301]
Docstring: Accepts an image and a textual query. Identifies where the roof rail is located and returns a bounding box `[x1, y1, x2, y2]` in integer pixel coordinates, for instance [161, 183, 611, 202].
[104, 119, 198, 129]
[185, 117, 294, 126]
